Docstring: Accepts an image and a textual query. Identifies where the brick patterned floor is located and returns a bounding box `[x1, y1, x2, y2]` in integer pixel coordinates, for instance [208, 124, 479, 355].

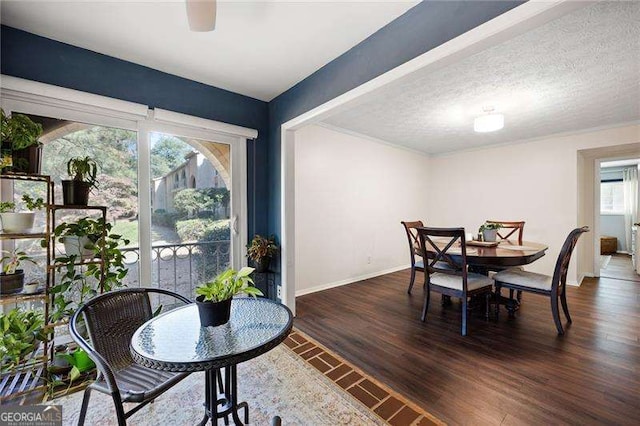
[283, 330, 444, 426]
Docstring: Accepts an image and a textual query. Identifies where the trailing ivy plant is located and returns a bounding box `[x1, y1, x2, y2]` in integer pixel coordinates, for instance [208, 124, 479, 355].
[0, 109, 43, 150]
[50, 218, 130, 321]
[0, 308, 45, 373]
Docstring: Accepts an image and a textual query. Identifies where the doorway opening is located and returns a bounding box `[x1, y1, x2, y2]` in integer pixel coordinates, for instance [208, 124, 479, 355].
[598, 158, 639, 282]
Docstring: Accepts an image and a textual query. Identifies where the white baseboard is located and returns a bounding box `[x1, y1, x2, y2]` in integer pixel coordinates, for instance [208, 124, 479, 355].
[575, 274, 594, 286]
[295, 264, 411, 297]
[616, 250, 631, 255]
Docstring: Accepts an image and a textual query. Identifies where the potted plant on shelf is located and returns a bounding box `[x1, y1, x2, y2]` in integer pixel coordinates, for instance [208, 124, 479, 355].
[62, 156, 98, 206]
[0, 109, 44, 174]
[246, 234, 278, 273]
[0, 194, 46, 233]
[478, 222, 503, 242]
[53, 217, 104, 260]
[50, 218, 130, 321]
[0, 250, 36, 294]
[195, 267, 263, 327]
[0, 308, 45, 373]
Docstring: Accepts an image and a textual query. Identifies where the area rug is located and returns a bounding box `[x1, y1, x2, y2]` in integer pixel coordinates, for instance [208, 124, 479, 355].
[600, 255, 612, 270]
[47, 329, 442, 425]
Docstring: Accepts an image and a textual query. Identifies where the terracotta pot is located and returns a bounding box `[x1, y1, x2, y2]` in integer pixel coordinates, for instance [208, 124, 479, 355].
[0, 212, 36, 233]
[0, 270, 25, 294]
[196, 296, 232, 327]
[62, 180, 92, 206]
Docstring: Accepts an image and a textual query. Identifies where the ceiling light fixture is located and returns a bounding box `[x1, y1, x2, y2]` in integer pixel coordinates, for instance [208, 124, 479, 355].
[473, 106, 504, 133]
[186, 0, 217, 32]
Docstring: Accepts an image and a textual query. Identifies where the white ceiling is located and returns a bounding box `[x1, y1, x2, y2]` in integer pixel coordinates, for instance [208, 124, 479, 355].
[322, 2, 640, 155]
[0, 0, 418, 101]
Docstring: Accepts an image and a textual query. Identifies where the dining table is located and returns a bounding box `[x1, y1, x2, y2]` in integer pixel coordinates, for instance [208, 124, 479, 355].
[422, 238, 549, 314]
[130, 297, 293, 425]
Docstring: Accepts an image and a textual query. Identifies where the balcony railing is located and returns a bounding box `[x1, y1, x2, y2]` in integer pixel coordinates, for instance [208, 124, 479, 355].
[121, 240, 231, 301]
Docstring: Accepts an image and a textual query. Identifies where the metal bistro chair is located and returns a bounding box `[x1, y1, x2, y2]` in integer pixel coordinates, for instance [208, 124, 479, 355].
[70, 288, 193, 426]
[494, 227, 589, 335]
[417, 227, 494, 336]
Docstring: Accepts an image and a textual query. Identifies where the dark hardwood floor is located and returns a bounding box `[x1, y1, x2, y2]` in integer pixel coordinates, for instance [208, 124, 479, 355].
[295, 269, 640, 425]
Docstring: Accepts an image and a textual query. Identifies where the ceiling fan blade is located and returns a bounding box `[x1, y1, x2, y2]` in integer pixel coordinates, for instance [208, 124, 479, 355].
[186, 0, 217, 32]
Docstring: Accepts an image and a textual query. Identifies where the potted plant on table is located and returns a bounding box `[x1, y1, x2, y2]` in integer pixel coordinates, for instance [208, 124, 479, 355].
[195, 267, 263, 327]
[62, 156, 98, 206]
[0, 194, 46, 233]
[479, 222, 503, 242]
[246, 235, 278, 273]
[0, 308, 45, 373]
[0, 250, 36, 294]
[0, 109, 44, 174]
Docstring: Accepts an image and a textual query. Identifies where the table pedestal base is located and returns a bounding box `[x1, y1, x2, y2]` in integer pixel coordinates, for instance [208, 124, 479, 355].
[198, 365, 248, 426]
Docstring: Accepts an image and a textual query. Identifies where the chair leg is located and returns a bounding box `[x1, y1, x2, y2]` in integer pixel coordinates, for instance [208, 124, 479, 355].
[112, 392, 127, 426]
[78, 387, 92, 426]
[560, 290, 572, 323]
[551, 295, 564, 335]
[461, 296, 468, 336]
[485, 293, 490, 321]
[517, 290, 523, 302]
[407, 267, 416, 294]
[421, 287, 430, 322]
[495, 285, 501, 320]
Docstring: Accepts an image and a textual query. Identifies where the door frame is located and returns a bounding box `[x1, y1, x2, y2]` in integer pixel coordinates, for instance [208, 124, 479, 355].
[1, 75, 256, 285]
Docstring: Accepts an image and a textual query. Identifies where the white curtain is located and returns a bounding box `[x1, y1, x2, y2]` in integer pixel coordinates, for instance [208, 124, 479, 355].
[622, 166, 639, 252]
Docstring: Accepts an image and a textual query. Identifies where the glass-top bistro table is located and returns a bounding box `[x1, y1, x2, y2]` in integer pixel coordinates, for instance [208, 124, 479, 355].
[130, 297, 293, 425]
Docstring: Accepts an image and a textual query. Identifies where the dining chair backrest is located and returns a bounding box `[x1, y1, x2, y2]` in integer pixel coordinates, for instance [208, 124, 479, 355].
[486, 220, 525, 244]
[551, 226, 589, 293]
[416, 227, 468, 290]
[401, 220, 424, 257]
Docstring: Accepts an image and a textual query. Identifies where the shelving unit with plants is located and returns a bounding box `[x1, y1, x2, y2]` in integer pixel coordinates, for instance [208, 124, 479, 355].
[45, 205, 130, 399]
[0, 173, 52, 405]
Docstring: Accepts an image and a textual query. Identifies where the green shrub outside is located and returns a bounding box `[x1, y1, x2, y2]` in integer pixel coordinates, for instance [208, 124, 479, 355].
[176, 218, 230, 242]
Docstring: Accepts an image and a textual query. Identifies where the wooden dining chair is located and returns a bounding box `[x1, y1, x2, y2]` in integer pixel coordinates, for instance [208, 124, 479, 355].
[416, 227, 493, 336]
[401, 220, 425, 294]
[486, 220, 525, 245]
[486, 220, 526, 302]
[494, 227, 589, 335]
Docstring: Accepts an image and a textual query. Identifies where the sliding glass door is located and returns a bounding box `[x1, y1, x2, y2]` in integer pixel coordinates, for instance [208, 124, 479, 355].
[0, 98, 248, 302]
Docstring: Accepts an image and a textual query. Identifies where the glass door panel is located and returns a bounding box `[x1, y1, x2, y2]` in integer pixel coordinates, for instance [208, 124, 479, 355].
[148, 132, 231, 300]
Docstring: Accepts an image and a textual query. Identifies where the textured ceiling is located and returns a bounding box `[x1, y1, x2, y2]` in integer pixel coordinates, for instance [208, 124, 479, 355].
[0, 0, 417, 101]
[322, 2, 640, 155]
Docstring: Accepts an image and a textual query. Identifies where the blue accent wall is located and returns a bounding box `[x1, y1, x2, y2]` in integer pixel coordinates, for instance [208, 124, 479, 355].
[267, 1, 524, 237]
[0, 25, 270, 239]
[1, 0, 525, 266]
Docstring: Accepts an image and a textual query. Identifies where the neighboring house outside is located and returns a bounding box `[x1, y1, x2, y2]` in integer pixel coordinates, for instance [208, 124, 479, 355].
[152, 151, 226, 213]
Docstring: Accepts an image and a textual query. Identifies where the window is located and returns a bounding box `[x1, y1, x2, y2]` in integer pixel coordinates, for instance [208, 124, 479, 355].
[601, 181, 625, 214]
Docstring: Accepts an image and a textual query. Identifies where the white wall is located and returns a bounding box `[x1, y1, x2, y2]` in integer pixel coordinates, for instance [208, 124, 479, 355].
[294, 125, 430, 295]
[428, 125, 640, 285]
[600, 214, 627, 252]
